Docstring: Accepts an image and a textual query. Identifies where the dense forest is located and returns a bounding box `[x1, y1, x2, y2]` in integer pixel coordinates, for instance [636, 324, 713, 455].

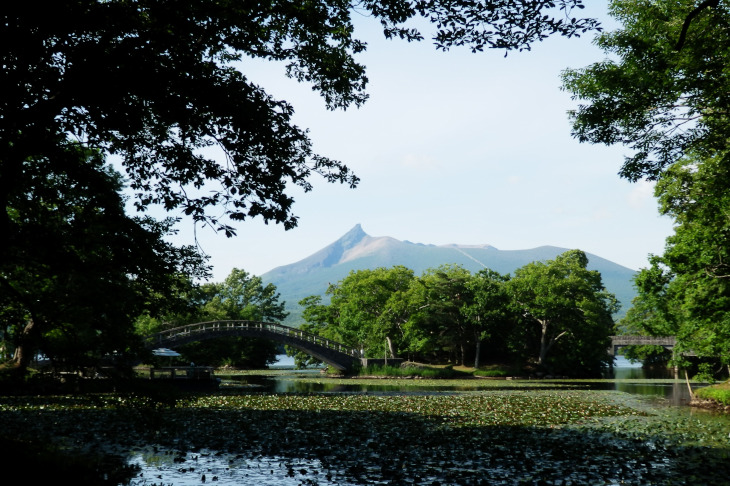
[291, 250, 617, 376]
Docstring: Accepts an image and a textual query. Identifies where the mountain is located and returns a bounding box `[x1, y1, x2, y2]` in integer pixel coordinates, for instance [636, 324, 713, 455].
[261, 224, 637, 325]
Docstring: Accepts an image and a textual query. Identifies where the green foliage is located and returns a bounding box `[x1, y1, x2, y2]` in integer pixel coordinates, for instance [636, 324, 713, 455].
[616, 153, 730, 375]
[562, 1, 730, 377]
[143, 268, 288, 368]
[621, 345, 673, 367]
[359, 364, 468, 379]
[508, 250, 617, 374]
[693, 362, 717, 384]
[618, 262, 679, 338]
[654, 155, 730, 367]
[3, 1, 597, 241]
[199, 268, 288, 323]
[0, 1, 602, 378]
[0, 146, 207, 375]
[405, 264, 474, 364]
[1, 0, 600, 380]
[298, 251, 616, 376]
[287, 296, 331, 369]
[695, 382, 730, 405]
[326, 266, 415, 358]
[562, 0, 730, 182]
[463, 269, 514, 367]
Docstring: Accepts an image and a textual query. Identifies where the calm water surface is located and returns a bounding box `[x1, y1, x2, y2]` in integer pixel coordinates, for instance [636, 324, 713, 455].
[223, 355, 703, 406]
[126, 355, 722, 485]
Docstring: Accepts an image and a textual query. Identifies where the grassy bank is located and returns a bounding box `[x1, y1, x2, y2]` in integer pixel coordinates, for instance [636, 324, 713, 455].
[357, 363, 472, 379]
[694, 380, 730, 408]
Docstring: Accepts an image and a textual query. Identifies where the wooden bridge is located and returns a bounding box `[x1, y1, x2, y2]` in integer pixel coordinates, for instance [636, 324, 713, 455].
[609, 335, 678, 356]
[144, 320, 362, 371]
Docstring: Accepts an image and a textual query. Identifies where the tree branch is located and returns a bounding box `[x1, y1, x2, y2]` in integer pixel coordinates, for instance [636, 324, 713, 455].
[675, 0, 719, 51]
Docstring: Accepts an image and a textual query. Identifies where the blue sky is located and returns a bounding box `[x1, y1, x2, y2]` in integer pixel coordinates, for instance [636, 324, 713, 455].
[158, 3, 675, 281]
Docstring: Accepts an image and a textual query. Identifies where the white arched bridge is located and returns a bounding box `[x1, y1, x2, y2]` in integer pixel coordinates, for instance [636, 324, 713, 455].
[144, 320, 362, 371]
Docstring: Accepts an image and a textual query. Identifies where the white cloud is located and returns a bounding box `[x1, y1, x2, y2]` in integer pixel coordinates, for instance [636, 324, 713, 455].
[627, 180, 656, 209]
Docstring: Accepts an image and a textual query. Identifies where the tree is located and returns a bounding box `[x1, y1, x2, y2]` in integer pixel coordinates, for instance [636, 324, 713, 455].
[625, 154, 730, 375]
[462, 269, 513, 368]
[615, 259, 679, 366]
[173, 268, 288, 368]
[508, 250, 617, 374]
[561, 0, 730, 182]
[404, 265, 474, 365]
[561, 0, 730, 377]
[325, 266, 414, 358]
[2, 1, 600, 375]
[289, 295, 334, 369]
[201, 268, 288, 322]
[2, 1, 599, 251]
[0, 146, 207, 375]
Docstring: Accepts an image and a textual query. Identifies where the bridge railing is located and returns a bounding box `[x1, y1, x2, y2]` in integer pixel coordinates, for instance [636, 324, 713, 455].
[147, 320, 362, 358]
[610, 335, 676, 346]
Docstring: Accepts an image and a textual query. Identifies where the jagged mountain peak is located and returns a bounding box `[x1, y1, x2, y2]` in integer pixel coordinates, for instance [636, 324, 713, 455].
[266, 224, 372, 276]
[339, 223, 368, 247]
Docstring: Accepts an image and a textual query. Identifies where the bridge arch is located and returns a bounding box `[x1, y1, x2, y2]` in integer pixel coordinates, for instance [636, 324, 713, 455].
[144, 320, 362, 372]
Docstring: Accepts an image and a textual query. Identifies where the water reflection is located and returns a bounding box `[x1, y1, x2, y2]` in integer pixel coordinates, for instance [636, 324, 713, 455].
[221, 374, 543, 394]
[220, 355, 707, 407]
[127, 450, 337, 486]
[608, 356, 702, 406]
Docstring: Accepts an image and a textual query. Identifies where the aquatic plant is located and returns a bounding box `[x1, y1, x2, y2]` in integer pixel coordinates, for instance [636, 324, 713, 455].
[2, 382, 730, 484]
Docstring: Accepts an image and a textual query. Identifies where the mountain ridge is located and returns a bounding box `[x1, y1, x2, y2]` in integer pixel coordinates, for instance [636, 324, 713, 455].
[261, 224, 637, 325]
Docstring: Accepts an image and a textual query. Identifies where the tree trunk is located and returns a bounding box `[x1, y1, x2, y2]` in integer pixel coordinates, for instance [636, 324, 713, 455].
[8, 319, 42, 374]
[537, 319, 567, 367]
[538, 319, 550, 366]
[385, 336, 397, 359]
[684, 369, 694, 399]
[474, 339, 481, 369]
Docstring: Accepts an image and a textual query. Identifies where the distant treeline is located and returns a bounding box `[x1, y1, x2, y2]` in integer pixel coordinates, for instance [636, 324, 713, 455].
[290, 249, 618, 377]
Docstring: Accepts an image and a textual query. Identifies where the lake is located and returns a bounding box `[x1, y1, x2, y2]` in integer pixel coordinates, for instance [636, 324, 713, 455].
[119, 357, 727, 485]
[225, 354, 699, 406]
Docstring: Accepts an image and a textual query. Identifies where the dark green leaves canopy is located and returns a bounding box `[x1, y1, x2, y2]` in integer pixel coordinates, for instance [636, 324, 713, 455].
[564, 0, 730, 375]
[2, 0, 598, 238]
[562, 0, 730, 181]
[0, 146, 207, 370]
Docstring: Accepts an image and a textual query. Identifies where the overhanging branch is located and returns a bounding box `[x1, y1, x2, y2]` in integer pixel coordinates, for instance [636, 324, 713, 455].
[675, 0, 719, 51]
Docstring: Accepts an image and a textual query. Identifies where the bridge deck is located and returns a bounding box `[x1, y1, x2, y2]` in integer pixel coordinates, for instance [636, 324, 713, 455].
[610, 336, 676, 346]
[145, 320, 362, 371]
[608, 335, 681, 356]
